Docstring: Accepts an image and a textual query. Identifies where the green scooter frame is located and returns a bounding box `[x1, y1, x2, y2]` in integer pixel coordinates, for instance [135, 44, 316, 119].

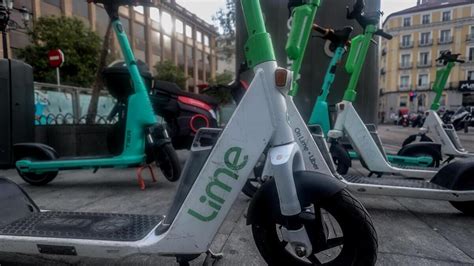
[14, 16, 179, 185]
[306, 29, 433, 168]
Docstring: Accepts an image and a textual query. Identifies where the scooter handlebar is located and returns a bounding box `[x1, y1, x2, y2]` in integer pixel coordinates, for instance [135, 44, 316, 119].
[374, 29, 393, 40]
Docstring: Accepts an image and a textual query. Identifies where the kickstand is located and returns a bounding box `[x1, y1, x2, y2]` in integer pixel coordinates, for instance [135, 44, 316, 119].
[136, 164, 158, 190]
[202, 249, 224, 266]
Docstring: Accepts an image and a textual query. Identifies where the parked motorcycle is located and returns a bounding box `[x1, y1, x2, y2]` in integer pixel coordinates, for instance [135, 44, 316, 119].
[451, 106, 472, 131]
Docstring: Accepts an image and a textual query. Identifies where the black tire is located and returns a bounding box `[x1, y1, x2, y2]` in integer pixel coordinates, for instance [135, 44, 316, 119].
[450, 201, 474, 216]
[155, 143, 181, 182]
[398, 145, 440, 168]
[16, 157, 58, 186]
[330, 144, 351, 175]
[252, 189, 378, 265]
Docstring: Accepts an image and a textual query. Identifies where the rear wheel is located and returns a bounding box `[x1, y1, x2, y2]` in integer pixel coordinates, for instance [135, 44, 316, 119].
[16, 157, 58, 186]
[252, 189, 378, 265]
[397, 145, 440, 167]
[155, 143, 181, 182]
[330, 144, 351, 175]
[450, 201, 474, 216]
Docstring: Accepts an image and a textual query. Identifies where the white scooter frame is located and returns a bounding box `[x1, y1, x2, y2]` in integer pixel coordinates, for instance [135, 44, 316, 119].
[420, 110, 474, 158]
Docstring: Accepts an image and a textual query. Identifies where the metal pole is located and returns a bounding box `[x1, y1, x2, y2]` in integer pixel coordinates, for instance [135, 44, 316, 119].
[2, 31, 8, 59]
[56, 67, 61, 86]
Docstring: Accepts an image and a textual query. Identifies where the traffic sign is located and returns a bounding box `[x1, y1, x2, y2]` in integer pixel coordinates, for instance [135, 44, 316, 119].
[48, 49, 64, 68]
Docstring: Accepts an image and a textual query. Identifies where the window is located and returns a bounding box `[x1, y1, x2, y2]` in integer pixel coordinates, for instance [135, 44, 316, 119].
[134, 23, 146, 51]
[177, 41, 185, 67]
[469, 47, 474, 61]
[186, 25, 192, 38]
[134, 6, 144, 14]
[44, 0, 60, 7]
[150, 7, 160, 22]
[401, 54, 411, 67]
[162, 12, 172, 34]
[95, 6, 109, 37]
[73, 0, 88, 18]
[204, 35, 210, 46]
[175, 19, 184, 34]
[400, 75, 410, 90]
[442, 11, 451, 22]
[440, 29, 451, 43]
[420, 32, 431, 45]
[418, 74, 429, 87]
[422, 14, 430, 24]
[467, 70, 474, 80]
[151, 31, 161, 56]
[196, 31, 202, 43]
[163, 35, 172, 60]
[402, 35, 411, 47]
[469, 26, 474, 40]
[403, 17, 411, 27]
[419, 52, 429, 65]
[400, 96, 408, 107]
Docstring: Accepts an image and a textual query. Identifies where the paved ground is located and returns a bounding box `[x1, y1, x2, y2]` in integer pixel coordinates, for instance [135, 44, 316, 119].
[0, 125, 473, 265]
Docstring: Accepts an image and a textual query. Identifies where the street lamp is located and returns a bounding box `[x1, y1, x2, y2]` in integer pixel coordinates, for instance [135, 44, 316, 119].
[0, 0, 32, 58]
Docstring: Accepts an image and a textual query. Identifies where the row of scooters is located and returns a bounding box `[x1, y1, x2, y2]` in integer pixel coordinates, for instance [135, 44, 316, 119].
[0, 0, 473, 265]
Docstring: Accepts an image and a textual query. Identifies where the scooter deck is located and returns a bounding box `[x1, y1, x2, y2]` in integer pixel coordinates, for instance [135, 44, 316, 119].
[344, 175, 446, 190]
[393, 164, 438, 171]
[0, 211, 163, 241]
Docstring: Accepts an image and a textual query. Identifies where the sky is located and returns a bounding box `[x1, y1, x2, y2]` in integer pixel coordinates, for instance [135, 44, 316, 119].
[176, 0, 419, 26]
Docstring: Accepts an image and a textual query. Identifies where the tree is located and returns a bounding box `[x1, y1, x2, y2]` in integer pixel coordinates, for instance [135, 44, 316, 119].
[154, 60, 187, 90]
[17, 16, 102, 87]
[86, 21, 113, 124]
[213, 0, 236, 61]
[205, 70, 235, 104]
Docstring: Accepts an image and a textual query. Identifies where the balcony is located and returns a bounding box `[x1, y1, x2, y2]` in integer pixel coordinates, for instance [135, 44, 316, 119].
[418, 39, 433, 47]
[467, 34, 474, 42]
[417, 83, 430, 90]
[398, 85, 412, 91]
[400, 41, 414, 49]
[399, 62, 413, 70]
[417, 60, 432, 68]
[438, 37, 453, 45]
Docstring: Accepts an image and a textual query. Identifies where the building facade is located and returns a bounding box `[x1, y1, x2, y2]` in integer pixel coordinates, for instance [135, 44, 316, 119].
[5, 0, 218, 92]
[380, 0, 474, 118]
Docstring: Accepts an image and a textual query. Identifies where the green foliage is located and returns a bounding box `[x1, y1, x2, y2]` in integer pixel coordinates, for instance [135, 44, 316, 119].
[213, 0, 236, 61]
[154, 60, 187, 90]
[17, 16, 102, 87]
[205, 70, 235, 104]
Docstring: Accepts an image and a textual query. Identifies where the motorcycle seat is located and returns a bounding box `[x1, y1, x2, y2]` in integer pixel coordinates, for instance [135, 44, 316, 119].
[153, 80, 219, 107]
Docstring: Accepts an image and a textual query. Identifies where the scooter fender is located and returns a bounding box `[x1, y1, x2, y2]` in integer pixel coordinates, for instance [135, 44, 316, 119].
[13, 143, 58, 162]
[431, 158, 474, 190]
[0, 177, 39, 227]
[246, 171, 345, 225]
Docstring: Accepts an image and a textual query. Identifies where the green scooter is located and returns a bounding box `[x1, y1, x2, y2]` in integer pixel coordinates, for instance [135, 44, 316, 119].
[308, 25, 437, 175]
[13, 2, 181, 188]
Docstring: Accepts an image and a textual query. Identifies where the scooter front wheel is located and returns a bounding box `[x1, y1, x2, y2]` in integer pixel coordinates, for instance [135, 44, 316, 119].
[252, 189, 378, 265]
[16, 157, 58, 186]
[155, 143, 182, 182]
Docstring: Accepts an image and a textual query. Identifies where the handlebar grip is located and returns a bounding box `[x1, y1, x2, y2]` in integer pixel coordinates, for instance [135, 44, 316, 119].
[313, 24, 329, 35]
[375, 30, 393, 40]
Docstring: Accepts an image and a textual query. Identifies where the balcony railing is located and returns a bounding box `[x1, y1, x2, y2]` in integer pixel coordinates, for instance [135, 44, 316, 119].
[438, 37, 453, 45]
[417, 83, 430, 90]
[399, 62, 413, 70]
[398, 85, 412, 91]
[400, 41, 414, 49]
[418, 39, 433, 47]
[417, 60, 432, 68]
[467, 34, 474, 42]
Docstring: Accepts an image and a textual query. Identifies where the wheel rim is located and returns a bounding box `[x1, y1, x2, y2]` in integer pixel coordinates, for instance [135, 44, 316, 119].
[274, 207, 345, 265]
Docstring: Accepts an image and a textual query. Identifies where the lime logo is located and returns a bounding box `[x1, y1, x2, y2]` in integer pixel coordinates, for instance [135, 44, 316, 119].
[188, 147, 248, 222]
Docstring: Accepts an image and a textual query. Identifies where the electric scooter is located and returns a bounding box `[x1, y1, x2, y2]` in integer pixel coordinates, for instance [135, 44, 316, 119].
[401, 51, 474, 160]
[314, 0, 474, 215]
[0, 0, 378, 265]
[327, 0, 444, 179]
[308, 25, 433, 175]
[13, 40, 182, 187]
